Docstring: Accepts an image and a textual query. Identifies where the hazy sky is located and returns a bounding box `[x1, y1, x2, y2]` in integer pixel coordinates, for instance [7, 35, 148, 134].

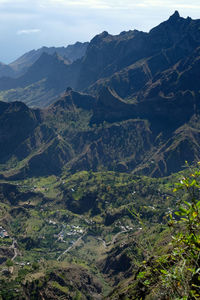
[1, 0, 200, 63]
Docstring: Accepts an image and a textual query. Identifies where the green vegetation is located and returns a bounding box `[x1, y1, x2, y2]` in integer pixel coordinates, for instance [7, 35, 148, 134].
[0, 166, 200, 299]
[161, 169, 200, 298]
[51, 281, 69, 294]
[0, 79, 55, 108]
[108, 164, 200, 299]
[0, 170, 176, 298]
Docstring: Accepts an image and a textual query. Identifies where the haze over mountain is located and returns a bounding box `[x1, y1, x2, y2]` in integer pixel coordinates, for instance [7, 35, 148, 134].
[1, 11, 200, 300]
[0, 11, 200, 109]
[0, 41, 89, 78]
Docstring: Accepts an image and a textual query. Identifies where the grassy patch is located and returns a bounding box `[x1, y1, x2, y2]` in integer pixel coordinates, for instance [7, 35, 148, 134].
[51, 281, 69, 294]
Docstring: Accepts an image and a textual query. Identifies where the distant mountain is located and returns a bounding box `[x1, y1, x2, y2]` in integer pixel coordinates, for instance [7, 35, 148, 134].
[0, 41, 89, 79]
[0, 62, 16, 78]
[1, 11, 200, 108]
[9, 41, 89, 75]
[0, 52, 78, 107]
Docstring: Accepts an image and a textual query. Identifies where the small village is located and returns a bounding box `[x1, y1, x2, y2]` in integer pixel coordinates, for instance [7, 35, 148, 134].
[0, 226, 9, 239]
[55, 223, 85, 242]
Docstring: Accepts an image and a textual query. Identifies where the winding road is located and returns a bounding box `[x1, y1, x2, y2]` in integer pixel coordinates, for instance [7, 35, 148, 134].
[10, 239, 18, 261]
[97, 229, 129, 248]
[57, 232, 86, 261]
[57, 228, 129, 261]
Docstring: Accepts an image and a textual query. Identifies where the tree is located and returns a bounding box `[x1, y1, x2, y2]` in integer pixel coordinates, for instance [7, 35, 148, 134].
[5, 259, 13, 268]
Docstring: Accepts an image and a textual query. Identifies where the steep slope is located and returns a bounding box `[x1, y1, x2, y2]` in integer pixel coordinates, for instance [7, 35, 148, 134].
[0, 42, 88, 107]
[0, 11, 198, 109]
[0, 101, 41, 163]
[0, 53, 75, 107]
[86, 12, 200, 101]
[136, 120, 200, 177]
[0, 101, 69, 178]
[0, 62, 16, 78]
[0, 52, 71, 91]
[1, 12, 200, 178]
[0, 90, 95, 179]
[1, 12, 200, 109]
[77, 11, 200, 91]
[0, 74, 200, 180]
[9, 41, 88, 75]
[0, 41, 89, 79]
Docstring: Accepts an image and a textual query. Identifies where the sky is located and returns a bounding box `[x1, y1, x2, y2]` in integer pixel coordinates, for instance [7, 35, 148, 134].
[1, 0, 200, 63]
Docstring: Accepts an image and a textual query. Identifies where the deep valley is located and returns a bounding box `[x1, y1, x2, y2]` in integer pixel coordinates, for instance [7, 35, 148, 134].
[0, 11, 200, 299]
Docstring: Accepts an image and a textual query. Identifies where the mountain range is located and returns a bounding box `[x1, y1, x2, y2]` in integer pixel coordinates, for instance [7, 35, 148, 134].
[0, 41, 89, 78]
[0, 11, 200, 178]
[0, 11, 200, 299]
[0, 11, 200, 109]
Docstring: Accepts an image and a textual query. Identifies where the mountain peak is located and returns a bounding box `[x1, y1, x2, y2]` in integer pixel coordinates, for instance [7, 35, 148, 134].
[169, 10, 180, 21]
[99, 31, 109, 38]
[90, 31, 110, 45]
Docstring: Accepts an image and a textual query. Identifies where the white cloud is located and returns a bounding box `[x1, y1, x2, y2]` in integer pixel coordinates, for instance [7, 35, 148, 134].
[135, 0, 200, 9]
[17, 28, 41, 35]
[46, 0, 200, 10]
[1, 0, 200, 10]
[0, 0, 11, 3]
[47, 0, 112, 9]
[173, 4, 200, 9]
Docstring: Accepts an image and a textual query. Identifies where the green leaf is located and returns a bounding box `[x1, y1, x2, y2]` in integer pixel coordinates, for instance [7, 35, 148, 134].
[137, 271, 146, 279]
[184, 201, 191, 207]
[191, 180, 197, 186]
[144, 280, 150, 286]
[160, 269, 168, 275]
[179, 207, 188, 214]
